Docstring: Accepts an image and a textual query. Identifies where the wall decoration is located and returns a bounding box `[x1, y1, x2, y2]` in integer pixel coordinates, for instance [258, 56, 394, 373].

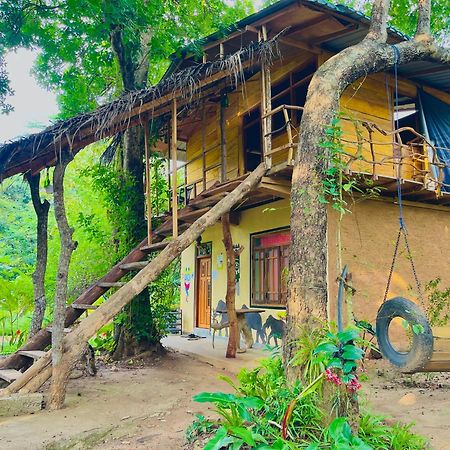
[183, 266, 193, 301]
[216, 253, 224, 269]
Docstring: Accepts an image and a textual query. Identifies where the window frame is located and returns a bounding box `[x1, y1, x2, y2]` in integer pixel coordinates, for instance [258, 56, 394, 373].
[250, 227, 290, 309]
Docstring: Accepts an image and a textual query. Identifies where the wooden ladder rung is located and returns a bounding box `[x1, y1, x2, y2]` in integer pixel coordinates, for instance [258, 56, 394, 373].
[120, 261, 148, 271]
[72, 304, 98, 310]
[97, 282, 126, 288]
[0, 369, 22, 383]
[18, 350, 46, 360]
[140, 241, 169, 253]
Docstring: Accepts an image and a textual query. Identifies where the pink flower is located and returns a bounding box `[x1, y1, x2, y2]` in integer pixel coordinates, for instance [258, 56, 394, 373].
[347, 377, 362, 392]
[324, 368, 342, 386]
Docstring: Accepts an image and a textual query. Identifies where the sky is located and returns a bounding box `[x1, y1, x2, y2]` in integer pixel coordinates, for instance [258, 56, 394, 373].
[0, 49, 59, 144]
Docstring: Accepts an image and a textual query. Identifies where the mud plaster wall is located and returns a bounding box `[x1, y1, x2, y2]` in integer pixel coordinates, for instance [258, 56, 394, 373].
[180, 197, 450, 342]
[327, 199, 450, 327]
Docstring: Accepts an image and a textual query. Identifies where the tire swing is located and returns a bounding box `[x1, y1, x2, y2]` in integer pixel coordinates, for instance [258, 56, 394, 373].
[375, 46, 447, 373]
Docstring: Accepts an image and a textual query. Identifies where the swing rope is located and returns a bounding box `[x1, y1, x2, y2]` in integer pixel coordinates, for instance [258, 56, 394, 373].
[382, 45, 425, 307]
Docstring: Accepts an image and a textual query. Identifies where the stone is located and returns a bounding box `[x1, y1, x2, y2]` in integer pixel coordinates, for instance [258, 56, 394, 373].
[0, 393, 44, 416]
[398, 392, 417, 406]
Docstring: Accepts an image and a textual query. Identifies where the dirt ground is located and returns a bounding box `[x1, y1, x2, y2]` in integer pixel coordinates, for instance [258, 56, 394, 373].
[1, 348, 450, 450]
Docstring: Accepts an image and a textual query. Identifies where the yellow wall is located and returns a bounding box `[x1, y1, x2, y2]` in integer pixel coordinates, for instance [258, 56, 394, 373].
[181, 196, 450, 341]
[328, 199, 450, 326]
[181, 199, 290, 337]
[184, 49, 450, 193]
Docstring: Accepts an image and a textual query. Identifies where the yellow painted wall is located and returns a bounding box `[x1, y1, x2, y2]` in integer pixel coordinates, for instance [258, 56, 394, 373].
[327, 199, 450, 327]
[181, 196, 450, 342]
[184, 49, 450, 192]
[181, 199, 290, 337]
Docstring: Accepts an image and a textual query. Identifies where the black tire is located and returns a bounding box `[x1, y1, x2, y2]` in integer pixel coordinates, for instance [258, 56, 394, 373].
[376, 297, 433, 373]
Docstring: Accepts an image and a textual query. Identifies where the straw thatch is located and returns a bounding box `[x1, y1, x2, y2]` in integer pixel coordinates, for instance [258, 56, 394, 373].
[0, 33, 283, 181]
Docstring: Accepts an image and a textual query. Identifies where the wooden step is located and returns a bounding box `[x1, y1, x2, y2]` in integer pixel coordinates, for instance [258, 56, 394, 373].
[72, 303, 98, 310]
[140, 241, 169, 253]
[47, 327, 71, 333]
[18, 350, 46, 360]
[120, 261, 149, 271]
[0, 369, 22, 383]
[97, 282, 126, 288]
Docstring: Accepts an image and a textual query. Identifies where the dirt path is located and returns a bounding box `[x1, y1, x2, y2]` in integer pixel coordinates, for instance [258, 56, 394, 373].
[0, 351, 450, 449]
[0, 350, 236, 450]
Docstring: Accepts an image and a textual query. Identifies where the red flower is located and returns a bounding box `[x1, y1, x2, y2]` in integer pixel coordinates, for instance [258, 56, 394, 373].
[324, 368, 342, 386]
[347, 376, 362, 393]
[16, 329, 21, 335]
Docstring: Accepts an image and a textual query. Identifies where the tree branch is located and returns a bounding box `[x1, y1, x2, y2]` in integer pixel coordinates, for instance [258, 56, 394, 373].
[415, 0, 431, 37]
[365, 0, 390, 42]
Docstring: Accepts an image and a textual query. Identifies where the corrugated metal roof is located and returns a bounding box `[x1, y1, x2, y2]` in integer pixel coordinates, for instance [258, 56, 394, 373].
[166, 0, 449, 94]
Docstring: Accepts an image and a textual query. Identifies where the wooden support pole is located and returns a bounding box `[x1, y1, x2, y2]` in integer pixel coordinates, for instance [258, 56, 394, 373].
[260, 25, 272, 169]
[144, 120, 152, 245]
[171, 98, 178, 238]
[220, 92, 227, 182]
[201, 104, 207, 191]
[222, 213, 238, 358]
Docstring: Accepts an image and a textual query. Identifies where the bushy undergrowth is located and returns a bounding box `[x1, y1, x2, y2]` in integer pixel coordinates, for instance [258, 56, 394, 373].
[186, 326, 428, 450]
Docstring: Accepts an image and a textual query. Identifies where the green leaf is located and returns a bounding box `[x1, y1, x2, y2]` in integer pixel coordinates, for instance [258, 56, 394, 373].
[314, 343, 339, 355]
[204, 427, 234, 450]
[228, 426, 256, 446]
[337, 328, 360, 344]
[412, 324, 425, 335]
[343, 360, 357, 374]
[328, 417, 352, 441]
[193, 392, 236, 404]
[342, 344, 364, 361]
[327, 358, 343, 370]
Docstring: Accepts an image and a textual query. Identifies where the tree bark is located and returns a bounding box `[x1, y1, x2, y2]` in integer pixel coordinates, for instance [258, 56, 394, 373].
[284, 0, 449, 380]
[26, 173, 50, 338]
[3, 163, 267, 397]
[222, 213, 238, 358]
[109, 20, 155, 359]
[47, 150, 78, 410]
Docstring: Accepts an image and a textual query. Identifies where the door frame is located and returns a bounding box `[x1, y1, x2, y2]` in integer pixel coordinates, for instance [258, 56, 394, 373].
[195, 242, 212, 329]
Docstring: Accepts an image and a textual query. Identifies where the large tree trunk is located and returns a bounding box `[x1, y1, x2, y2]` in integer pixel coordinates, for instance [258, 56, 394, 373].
[3, 164, 267, 398]
[109, 24, 156, 359]
[222, 213, 238, 358]
[47, 151, 77, 410]
[26, 173, 50, 338]
[284, 0, 449, 379]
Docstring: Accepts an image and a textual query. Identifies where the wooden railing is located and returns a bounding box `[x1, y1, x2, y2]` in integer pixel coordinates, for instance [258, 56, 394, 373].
[261, 104, 303, 166]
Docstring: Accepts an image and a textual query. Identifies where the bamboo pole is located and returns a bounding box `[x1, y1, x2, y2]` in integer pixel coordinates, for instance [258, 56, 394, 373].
[171, 98, 178, 238]
[201, 104, 207, 191]
[220, 92, 227, 182]
[260, 25, 272, 169]
[144, 120, 152, 245]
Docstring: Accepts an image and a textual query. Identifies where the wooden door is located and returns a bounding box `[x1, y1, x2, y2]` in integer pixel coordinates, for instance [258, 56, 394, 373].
[196, 256, 211, 328]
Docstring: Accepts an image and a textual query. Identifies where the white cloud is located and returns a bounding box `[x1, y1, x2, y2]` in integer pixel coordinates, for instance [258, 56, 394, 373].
[0, 49, 59, 143]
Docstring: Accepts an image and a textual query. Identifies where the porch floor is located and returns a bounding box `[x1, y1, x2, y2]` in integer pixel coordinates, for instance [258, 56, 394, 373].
[162, 335, 268, 372]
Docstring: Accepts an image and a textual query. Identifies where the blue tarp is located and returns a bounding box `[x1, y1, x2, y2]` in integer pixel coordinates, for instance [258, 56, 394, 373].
[419, 91, 450, 192]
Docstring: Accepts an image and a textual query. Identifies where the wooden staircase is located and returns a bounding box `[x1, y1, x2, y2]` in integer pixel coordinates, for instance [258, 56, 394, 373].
[0, 170, 266, 387]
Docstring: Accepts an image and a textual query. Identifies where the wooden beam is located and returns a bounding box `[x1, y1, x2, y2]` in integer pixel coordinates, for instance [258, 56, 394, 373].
[201, 104, 207, 191]
[144, 120, 152, 245]
[171, 99, 178, 238]
[278, 37, 321, 54]
[220, 92, 227, 182]
[260, 25, 272, 169]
